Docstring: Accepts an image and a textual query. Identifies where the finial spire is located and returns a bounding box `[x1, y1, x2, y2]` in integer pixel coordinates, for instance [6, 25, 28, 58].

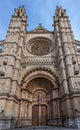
[54, 6, 66, 21]
[14, 6, 26, 21]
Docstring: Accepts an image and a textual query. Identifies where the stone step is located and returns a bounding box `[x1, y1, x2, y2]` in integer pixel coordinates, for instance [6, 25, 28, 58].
[6, 126, 79, 130]
[25, 126, 78, 130]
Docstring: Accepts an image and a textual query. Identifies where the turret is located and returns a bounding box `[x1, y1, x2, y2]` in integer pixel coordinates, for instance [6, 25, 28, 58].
[54, 6, 69, 94]
[0, 6, 27, 119]
[54, 6, 79, 92]
[54, 6, 80, 128]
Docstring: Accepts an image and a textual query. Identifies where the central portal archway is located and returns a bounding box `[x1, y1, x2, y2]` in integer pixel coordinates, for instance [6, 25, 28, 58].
[19, 75, 61, 126]
[26, 77, 54, 126]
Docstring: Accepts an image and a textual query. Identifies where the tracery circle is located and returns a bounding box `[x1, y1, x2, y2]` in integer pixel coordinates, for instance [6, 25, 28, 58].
[27, 37, 53, 55]
[31, 42, 50, 55]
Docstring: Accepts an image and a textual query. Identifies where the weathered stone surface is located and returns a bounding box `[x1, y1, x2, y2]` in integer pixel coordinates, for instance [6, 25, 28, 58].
[0, 6, 80, 130]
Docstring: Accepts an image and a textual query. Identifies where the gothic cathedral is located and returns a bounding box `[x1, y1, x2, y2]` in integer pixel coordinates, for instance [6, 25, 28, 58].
[0, 6, 80, 129]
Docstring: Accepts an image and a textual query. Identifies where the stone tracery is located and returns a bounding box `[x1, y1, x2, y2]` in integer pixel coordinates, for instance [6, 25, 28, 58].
[26, 37, 53, 55]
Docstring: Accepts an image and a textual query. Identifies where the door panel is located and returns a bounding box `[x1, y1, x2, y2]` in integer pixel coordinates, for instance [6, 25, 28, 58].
[32, 105, 39, 126]
[32, 105, 47, 126]
[41, 105, 47, 126]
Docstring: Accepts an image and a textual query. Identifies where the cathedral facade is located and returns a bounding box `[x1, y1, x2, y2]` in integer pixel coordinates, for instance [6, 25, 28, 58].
[0, 6, 80, 129]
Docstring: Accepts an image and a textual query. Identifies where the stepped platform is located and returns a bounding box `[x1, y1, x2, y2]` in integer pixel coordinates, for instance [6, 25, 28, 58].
[2, 126, 79, 130]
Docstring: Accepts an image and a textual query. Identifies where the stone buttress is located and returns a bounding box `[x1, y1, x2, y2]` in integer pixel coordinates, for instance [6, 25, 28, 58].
[0, 6, 27, 129]
[54, 6, 80, 128]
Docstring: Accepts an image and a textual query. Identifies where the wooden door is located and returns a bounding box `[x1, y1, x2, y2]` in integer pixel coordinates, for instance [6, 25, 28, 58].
[32, 105, 47, 126]
[32, 105, 39, 126]
[41, 105, 47, 126]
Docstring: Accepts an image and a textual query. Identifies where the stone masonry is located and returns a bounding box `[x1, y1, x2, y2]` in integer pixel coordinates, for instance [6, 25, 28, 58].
[0, 6, 80, 129]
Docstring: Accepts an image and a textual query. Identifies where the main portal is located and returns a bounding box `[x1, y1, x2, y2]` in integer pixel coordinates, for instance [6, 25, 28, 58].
[19, 77, 61, 126]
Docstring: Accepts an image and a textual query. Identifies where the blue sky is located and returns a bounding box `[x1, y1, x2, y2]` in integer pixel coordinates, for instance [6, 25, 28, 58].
[0, 0, 80, 40]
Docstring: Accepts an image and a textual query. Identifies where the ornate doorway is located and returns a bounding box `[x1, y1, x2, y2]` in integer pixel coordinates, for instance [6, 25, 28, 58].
[19, 76, 61, 126]
[32, 90, 47, 126]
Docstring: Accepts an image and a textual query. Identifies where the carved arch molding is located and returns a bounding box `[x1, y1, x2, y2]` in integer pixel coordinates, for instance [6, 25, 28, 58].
[18, 67, 61, 126]
[20, 67, 59, 88]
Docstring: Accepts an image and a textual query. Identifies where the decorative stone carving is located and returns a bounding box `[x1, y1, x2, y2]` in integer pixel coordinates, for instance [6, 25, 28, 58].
[27, 37, 53, 56]
[10, 43, 17, 54]
[20, 67, 59, 87]
[14, 6, 26, 20]
[72, 55, 79, 75]
[32, 24, 50, 33]
[3, 57, 8, 65]
[74, 64, 79, 75]
[31, 42, 50, 55]
[72, 55, 76, 64]
[54, 6, 66, 21]
[0, 67, 5, 76]
[22, 57, 56, 66]
[33, 90, 46, 104]
[0, 80, 5, 90]
[74, 79, 80, 91]
[4, 43, 10, 54]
